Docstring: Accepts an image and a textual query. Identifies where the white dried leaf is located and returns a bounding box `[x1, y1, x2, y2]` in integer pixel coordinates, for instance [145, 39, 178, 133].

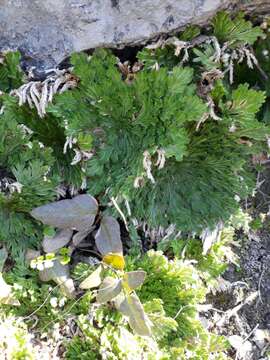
[124, 271, 146, 290]
[79, 265, 102, 290]
[11, 70, 77, 117]
[228, 335, 252, 358]
[96, 276, 122, 304]
[253, 329, 270, 350]
[117, 293, 152, 336]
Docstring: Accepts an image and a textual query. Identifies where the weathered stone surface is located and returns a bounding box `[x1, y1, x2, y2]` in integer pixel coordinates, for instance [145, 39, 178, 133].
[0, 0, 268, 72]
[0, 0, 227, 71]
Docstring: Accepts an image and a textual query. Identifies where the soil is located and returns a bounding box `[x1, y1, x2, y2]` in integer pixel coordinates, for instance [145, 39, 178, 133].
[217, 230, 270, 359]
[204, 168, 270, 360]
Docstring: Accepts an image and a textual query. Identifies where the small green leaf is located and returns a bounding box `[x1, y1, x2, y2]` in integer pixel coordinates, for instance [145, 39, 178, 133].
[77, 133, 93, 151]
[79, 265, 103, 289]
[212, 11, 263, 46]
[96, 276, 122, 304]
[179, 25, 200, 41]
[43, 226, 56, 237]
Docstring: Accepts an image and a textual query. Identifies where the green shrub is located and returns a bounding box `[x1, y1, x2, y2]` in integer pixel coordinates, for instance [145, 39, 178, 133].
[48, 48, 267, 233]
[0, 12, 267, 256]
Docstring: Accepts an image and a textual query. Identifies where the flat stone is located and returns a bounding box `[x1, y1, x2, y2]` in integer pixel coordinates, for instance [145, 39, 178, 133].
[0, 0, 230, 72]
[42, 229, 73, 253]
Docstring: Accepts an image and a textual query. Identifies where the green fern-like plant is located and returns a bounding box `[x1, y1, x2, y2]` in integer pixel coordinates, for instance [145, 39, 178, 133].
[49, 49, 267, 232]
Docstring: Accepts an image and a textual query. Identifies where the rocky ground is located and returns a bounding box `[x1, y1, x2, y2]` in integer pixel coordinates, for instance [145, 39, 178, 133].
[202, 169, 270, 360]
[221, 230, 270, 360]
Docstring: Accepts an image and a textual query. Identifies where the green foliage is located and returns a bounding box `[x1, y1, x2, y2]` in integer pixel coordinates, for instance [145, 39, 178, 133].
[0, 10, 269, 360]
[159, 228, 236, 292]
[0, 51, 24, 92]
[65, 337, 98, 360]
[48, 49, 267, 233]
[131, 251, 229, 359]
[0, 252, 230, 359]
[212, 11, 263, 46]
[0, 55, 79, 253]
[227, 84, 266, 135]
[137, 47, 179, 70]
[193, 44, 218, 70]
[232, 22, 270, 122]
[128, 251, 206, 336]
[180, 25, 201, 41]
[139, 11, 264, 87]
[65, 251, 229, 360]
[1, 259, 65, 327]
[0, 118, 57, 254]
[0, 11, 267, 256]
[0, 210, 41, 257]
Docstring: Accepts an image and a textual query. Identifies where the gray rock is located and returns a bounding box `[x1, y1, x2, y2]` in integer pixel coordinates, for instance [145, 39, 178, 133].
[0, 1, 268, 73]
[42, 229, 73, 253]
[0, 0, 230, 72]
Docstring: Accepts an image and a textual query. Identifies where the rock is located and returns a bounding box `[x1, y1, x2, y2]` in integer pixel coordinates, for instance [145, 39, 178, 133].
[0, 1, 268, 74]
[42, 229, 73, 253]
[0, 0, 243, 73]
[25, 249, 41, 264]
[39, 259, 75, 298]
[228, 335, 253, 359]
[253, 329, 270, 350]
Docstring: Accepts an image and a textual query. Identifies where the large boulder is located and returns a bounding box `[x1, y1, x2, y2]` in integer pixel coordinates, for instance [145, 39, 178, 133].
[0, 0, 268, 72]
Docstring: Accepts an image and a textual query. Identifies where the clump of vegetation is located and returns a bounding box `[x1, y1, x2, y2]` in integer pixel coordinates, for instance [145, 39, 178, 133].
[0, 10, 269, 360]
[64, 249, 229, 360]
[49, 48, 266, 232]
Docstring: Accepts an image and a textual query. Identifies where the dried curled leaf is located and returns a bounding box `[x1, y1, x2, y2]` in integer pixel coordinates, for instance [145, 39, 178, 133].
[117, 293, 152, 336]
[96, 276, 122, 304]
[79, 265, 102, 289]
[102, 253, 125, 270]
[31, 194, 98, 231]
[122, 271, 146, 293]
[42, 229, 73, 253]
[95, 216, 123, 256]
[39, 260, 75, 298]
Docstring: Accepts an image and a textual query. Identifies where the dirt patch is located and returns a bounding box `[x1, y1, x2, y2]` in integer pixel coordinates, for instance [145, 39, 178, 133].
[206, 219, 270, 358]
[223, 230, 270, 359]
